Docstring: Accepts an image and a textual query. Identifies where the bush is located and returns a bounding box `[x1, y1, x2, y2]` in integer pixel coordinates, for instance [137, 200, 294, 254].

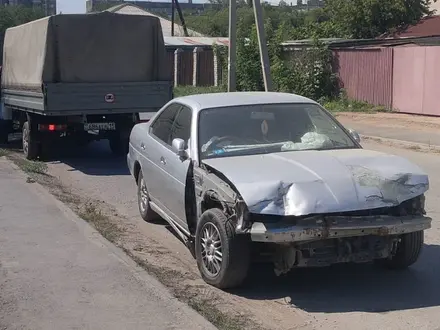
[174, 85, 226, 97]
[212, 20, 339, 101]
[323, 91, 390, 113]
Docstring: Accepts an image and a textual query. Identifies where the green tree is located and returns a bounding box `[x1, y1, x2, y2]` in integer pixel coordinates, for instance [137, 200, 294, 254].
[0, 5, 45, 34]
[93, 2, 123, 12]
[324, 0, 433, 39]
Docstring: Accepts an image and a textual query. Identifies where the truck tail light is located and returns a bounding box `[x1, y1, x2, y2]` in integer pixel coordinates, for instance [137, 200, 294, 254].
[38, 124, 67, 131]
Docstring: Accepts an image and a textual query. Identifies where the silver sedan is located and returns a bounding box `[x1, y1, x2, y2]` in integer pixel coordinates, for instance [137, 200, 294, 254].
[127, 92, 431, 289]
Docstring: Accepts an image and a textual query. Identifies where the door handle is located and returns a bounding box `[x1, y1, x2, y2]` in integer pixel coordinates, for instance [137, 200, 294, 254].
[160, 156, 166, 165]
[140, 142, 146, 150]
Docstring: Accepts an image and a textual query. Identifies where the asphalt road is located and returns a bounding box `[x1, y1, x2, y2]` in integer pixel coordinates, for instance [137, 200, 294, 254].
[0, 158, 216, 330]
[18, 139, 440, 330]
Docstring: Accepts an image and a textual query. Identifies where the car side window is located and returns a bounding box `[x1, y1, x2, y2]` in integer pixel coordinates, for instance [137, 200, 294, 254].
[170, 106, 192, 147]
[150, 103, 181, 145]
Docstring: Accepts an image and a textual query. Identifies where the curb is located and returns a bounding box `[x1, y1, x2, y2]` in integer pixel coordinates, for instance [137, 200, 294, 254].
[360, 134, 440, 154]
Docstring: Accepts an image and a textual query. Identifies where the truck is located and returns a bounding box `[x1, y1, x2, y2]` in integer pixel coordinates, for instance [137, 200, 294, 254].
[0, 12, 172, 159]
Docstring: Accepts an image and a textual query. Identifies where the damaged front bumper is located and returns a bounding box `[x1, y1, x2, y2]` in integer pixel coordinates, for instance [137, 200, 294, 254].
[250, 214, 432, 243]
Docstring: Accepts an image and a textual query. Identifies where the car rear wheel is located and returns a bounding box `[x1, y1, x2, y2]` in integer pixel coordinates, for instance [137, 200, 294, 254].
[377, 231, 424, 269]
[195, 208, 251, 289]
[137, 171, 160, 222]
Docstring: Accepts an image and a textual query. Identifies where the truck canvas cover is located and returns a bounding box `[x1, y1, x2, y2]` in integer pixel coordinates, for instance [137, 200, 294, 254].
[1, 12, 170, 91]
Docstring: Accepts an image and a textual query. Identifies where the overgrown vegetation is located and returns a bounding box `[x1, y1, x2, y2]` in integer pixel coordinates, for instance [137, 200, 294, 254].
[183, 0, 432, 105]
[0, 149, 8, 157]
[173, 86, 391, 113]
[174, 85, 226, 97]
[78, 202, 125, 243]
[185, 0, 433, 40]
[323, 97, 389, 113]
[13, 158, 48, 175]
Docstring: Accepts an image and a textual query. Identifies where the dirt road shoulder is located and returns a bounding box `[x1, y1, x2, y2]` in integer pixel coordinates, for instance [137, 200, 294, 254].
[336, 112, 440, 149]
[0, 156, 217, 330]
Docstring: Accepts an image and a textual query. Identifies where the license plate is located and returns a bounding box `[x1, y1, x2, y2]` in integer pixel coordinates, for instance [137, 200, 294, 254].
[84, 122, 116, 131]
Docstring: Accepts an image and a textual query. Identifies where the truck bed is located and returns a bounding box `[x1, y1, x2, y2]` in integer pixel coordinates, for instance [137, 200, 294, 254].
[2, 81, 172, 116]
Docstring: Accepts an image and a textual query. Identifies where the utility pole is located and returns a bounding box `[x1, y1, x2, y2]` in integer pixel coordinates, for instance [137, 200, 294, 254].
[253, 0, 273, 91]
[175, 0, 189, 37]
[227, 0, 237, 92]
[171, 0, 175, 36]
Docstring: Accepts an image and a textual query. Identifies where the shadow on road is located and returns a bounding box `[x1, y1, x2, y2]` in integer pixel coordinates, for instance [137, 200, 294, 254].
[53, 141, 130, 176]
[233, 243, 440, 313]
[2, 135, 129, 176]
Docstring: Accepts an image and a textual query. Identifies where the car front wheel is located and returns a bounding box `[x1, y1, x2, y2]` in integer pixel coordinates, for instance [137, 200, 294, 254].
[137, 171, 160, 223]
[377, 231, 424, 269]
[195, 208, 251, 289]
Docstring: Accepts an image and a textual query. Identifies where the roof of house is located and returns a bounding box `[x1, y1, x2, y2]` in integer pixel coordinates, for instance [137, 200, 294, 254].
[380, 15, 440, 38]
[105, 3, 204, 37]
[282, 35, 440, 50]
[164, 36, 229, 48]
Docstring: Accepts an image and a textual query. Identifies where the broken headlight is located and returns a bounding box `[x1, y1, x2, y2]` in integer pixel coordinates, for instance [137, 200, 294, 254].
[394, 194, 426, 216]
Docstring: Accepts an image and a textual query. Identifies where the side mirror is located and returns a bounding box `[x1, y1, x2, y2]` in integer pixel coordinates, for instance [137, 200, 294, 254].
[348, 128, 361, 143]
[172, 138, 187, 158]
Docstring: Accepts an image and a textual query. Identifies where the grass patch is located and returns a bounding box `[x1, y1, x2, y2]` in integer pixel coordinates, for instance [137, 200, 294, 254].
[174, 85, 226, 97]
[0, 149, 9, 157]
[126, 251, 254, 330]
[188, 298, 249, 330]
[173, 86, 389, 115]
[13, 157, 48, 175]
[77, 202, 124, 243]
[323, 98, 390, 113]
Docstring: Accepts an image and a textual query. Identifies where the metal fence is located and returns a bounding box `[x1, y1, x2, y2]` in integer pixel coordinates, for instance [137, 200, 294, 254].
[333, 45, 440, 116]
[333, 48, 393, 108]
[164, 44, 440, 117]
[392, 45, 440, 116]
[166, 48, 218, 87]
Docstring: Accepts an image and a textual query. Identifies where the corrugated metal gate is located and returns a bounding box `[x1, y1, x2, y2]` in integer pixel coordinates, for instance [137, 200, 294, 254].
[333, 48, 393, 108]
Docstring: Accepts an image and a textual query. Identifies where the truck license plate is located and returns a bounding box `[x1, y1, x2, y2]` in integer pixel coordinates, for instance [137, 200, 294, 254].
[84, 122, 116, 131]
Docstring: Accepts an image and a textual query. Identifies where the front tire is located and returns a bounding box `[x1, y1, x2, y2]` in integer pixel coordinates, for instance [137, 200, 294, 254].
[195, 208, 250, 289]
[377, 231, 424, 269]
[137, 171, 160, 222]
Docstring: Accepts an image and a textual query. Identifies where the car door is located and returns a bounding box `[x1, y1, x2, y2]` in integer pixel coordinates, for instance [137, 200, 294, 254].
[157, 105, 193, 230]
[141, 103, 181, 213]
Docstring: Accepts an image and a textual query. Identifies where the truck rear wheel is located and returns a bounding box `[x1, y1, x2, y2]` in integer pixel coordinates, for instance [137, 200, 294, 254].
[0, 120, 9, 144]
[109, 136, 129, 156]
[22, 121, 40, 160]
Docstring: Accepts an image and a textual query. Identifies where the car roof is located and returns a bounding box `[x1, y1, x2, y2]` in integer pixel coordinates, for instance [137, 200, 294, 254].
[172, 92, 318, 112]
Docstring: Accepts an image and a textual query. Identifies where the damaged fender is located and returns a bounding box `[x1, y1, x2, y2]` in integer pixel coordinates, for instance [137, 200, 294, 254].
[193, 165, 250, 232]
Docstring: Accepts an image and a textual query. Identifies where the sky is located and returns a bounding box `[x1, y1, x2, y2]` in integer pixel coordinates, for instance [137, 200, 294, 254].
[57, 0, 86, 14]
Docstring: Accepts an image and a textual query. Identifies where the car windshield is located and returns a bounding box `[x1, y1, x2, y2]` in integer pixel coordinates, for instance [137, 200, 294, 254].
[198, 103, 358, 160]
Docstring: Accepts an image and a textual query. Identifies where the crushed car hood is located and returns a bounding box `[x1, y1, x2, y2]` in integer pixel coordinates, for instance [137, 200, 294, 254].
[202, 149, 429, 216]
